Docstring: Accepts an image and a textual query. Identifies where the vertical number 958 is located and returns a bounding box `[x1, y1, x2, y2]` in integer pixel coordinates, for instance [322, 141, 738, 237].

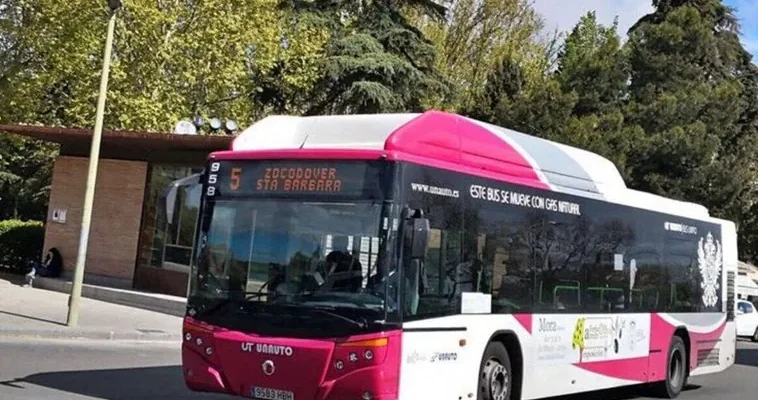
[206, 162, 220, 196]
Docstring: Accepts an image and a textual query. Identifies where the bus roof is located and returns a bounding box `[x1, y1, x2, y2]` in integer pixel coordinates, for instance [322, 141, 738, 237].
[228, 110, 710, 220]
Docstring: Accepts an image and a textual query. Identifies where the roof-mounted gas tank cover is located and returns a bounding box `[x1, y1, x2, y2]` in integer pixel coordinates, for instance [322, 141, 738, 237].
[229, 111, 710, 220]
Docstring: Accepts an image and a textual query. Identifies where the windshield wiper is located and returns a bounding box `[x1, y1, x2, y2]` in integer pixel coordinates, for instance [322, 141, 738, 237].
[194, 291, 369, 329]
[193, 290, 273, 317]
[270, 303, 368, 329]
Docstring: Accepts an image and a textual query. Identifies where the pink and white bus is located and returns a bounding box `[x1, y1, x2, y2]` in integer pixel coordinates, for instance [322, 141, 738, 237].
[181, 111, 738, 400]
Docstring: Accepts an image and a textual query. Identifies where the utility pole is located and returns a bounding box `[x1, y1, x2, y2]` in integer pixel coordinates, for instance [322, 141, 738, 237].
[66, 0, 122, 327]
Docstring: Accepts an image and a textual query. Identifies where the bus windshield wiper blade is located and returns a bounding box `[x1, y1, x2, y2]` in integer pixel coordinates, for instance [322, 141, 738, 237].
[197, 291, 272, 316]
[197, 292, 367, 328]
[304, 306, 367, 329]
[271, 303, 367, 329]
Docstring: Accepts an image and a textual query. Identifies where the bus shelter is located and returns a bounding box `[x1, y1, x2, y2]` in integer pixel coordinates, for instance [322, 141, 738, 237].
[0, 124, 231, 297]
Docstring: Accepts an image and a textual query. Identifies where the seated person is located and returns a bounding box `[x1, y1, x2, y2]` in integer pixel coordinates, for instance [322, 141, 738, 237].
[25, 248, 62, 287]
[323, 236, 363, 291]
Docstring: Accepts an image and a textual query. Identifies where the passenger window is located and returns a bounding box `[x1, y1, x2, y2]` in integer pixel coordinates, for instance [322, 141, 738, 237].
[477, 207, 535, 313]
[403, 191, 463, 321]
[462, 209, 490, 297]
[531, 214, 585, 313]
[745, 302, 755, 314]
[627, 244, 665, 313]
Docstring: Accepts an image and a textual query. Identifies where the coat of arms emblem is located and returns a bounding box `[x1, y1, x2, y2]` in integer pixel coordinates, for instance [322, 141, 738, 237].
[697, 232, 723, 308]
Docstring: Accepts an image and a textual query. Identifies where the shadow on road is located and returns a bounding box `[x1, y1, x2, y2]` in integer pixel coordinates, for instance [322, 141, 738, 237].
[539, 383, 701, 400]
[737, 347, 758, 367]
[0, 366, 220, 399]
[0, 310, 64, 326]
[0, 364, 706, 400]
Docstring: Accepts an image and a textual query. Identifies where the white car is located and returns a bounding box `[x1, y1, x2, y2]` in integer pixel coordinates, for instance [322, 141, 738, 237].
[736, 299, 758, 341]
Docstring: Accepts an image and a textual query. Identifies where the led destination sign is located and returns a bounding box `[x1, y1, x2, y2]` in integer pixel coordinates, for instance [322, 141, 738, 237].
[205, 160, 382, 198]
[256, 166, 343, 192]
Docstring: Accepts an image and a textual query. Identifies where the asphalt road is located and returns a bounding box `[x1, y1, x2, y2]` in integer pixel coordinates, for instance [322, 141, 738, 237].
[0, 338, 756, 400]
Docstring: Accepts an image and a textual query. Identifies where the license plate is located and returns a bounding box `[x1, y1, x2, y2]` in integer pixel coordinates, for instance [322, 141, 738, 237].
[250, 386, 294, 400]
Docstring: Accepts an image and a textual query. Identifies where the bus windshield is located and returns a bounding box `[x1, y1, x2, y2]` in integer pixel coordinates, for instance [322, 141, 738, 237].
[187, 197, 398, 336]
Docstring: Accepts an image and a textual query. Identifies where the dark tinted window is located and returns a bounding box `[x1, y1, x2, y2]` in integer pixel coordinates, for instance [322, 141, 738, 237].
[400, 163, 723, 317]
[402, 169, 463, 321]
[479, 206, 539, 313]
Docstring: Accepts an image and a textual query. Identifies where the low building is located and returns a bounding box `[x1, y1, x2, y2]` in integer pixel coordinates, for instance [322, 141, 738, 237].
[738, 260, 758, 300]
[0, 124, 231, 297]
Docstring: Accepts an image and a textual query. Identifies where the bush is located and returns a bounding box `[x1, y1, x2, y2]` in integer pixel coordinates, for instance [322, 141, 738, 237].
[0, 219, 45, 272]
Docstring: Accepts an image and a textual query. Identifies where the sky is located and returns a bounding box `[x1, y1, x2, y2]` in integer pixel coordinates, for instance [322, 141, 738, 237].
[532, 0, 758, 59]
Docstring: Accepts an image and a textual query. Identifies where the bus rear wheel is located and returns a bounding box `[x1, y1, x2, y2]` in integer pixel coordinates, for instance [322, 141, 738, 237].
[478, 342, 512, 400]
[653, 335, 687, 398]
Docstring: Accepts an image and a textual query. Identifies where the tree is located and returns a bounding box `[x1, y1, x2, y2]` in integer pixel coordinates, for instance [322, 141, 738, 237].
[552, 12, 641, 181]
[0, 0, 328, 222]
[624, 0, 758, 253]
[410, 0, 551, 111]
[283, 0, 450, 115]
[0, 134, 56, 221]
[466, 54, 576, 138]
[0, 0, 328, 131]
[556, 12, 628, 117]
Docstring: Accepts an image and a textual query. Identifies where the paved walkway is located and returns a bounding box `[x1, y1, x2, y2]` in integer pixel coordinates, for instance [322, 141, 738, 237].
[0, 274, 183, 342]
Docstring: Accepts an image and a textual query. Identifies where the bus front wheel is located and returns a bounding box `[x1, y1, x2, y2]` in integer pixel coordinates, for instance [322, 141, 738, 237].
[478, 341, 512, 400]
[653, 335, 687, 398]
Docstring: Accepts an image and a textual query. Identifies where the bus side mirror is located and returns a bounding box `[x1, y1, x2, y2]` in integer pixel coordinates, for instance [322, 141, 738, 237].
[404, 218, 430, 260]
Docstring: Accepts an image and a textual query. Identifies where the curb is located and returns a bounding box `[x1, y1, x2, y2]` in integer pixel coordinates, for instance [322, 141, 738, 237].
[0, 328, 183, 343]
[32, 277, 187, 317]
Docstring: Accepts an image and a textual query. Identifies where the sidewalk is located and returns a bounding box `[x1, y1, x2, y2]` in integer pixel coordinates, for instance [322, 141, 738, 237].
[32, 275, 187, 317]
[0, 276, 184, 342]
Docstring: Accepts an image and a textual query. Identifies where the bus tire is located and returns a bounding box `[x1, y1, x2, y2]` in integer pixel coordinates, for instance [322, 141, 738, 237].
[653, 335, 687, 398]
[478, 341, 512, 400]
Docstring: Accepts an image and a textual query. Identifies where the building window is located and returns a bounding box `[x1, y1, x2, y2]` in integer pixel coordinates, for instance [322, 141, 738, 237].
[136, 164, 202, 276]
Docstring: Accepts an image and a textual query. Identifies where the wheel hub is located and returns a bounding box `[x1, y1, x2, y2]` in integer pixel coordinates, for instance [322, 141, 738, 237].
[481, 358, 509, 400]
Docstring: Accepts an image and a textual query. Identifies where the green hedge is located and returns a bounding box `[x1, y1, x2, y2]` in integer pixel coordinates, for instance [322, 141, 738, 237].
[0, 219, 45, 272]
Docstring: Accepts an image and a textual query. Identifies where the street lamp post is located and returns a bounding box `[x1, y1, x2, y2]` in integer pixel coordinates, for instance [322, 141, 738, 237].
[66, 0, 122, 327]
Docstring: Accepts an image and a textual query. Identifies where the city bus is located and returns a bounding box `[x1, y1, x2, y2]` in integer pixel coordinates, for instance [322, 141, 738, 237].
[180, 110, 738, 400]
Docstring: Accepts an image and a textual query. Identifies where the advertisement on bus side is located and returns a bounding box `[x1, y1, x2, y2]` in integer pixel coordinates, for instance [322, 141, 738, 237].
[533, 314, 650, 365]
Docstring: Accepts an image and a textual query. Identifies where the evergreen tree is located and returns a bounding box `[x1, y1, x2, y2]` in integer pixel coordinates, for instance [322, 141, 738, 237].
[625, 0, 758, 253]
[283, 0, 450, 115]
[467, 54, 576, 139]
[553, 12, 641, 180]
[557, 12, 628, 117]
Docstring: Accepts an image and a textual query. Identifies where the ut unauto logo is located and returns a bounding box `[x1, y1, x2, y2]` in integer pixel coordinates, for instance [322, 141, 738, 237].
[241, 342, 294, 357]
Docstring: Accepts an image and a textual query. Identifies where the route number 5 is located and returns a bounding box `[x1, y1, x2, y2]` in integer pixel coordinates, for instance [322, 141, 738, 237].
[230, 168, 242, 190]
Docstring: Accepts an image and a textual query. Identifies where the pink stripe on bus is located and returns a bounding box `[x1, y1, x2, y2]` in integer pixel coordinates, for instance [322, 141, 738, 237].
[386, 111, 550, 188]
[211, 149, 387, 161]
